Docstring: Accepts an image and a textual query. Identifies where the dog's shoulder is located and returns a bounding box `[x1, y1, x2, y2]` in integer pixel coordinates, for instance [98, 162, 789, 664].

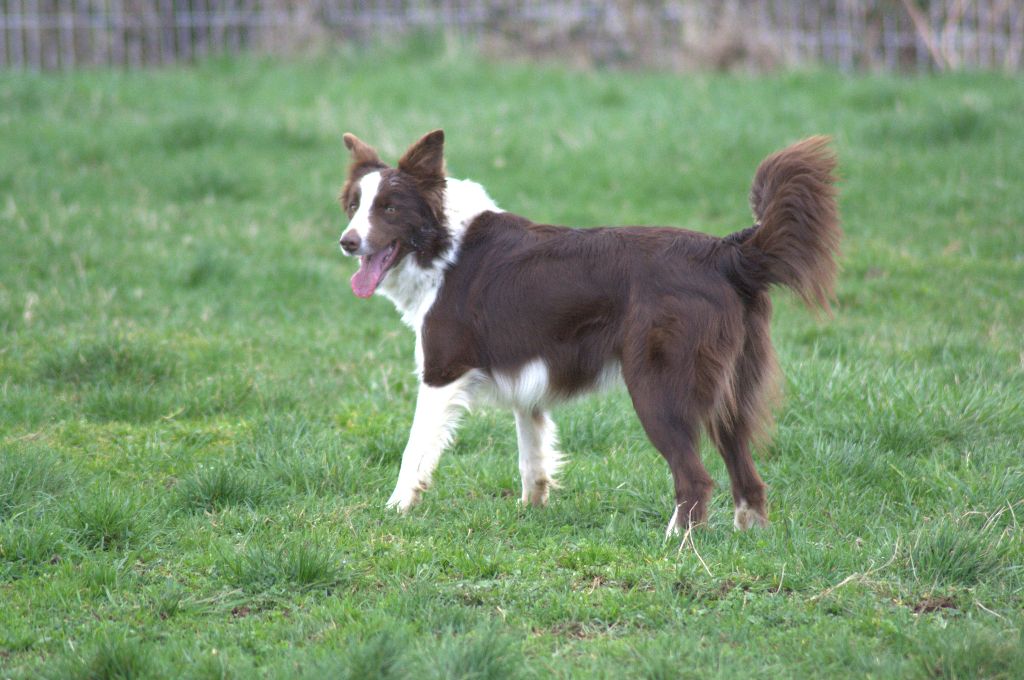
[459, 209, 536, 249]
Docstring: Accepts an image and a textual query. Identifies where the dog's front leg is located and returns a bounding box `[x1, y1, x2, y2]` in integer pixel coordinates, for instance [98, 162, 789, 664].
[514, 408, 563, 507]
[386, 374, 474, 512]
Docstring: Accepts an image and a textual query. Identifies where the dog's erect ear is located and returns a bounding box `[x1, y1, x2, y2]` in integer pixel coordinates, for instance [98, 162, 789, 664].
[398, 129, 446, 179]
[343, 132, 381, 167]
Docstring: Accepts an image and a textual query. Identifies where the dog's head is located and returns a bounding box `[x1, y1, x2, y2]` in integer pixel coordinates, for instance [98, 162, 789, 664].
[338, 130, 450, 298]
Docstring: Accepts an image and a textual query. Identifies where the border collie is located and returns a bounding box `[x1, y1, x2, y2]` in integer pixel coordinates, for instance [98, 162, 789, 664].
[337, 130, 840, 534]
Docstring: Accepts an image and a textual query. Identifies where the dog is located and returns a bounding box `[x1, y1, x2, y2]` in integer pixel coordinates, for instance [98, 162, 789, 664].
[337, 130, 840, 534]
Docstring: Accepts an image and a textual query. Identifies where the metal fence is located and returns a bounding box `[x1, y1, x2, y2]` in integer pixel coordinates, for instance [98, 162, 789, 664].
[1, 1, 1021, 71]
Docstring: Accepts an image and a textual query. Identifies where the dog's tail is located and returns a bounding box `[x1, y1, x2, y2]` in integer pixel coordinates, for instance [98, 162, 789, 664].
[724, 136, 841, 311]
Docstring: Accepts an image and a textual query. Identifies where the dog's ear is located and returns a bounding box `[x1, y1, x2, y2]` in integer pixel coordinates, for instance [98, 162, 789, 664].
[343, 133, 382, 167]
[398, 129, 446, 180]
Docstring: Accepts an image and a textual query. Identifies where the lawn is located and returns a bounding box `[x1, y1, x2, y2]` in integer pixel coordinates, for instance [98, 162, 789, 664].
[1, 44, 1022, 678]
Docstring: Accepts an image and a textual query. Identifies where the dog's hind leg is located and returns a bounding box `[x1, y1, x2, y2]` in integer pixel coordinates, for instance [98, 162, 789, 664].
[623, 363, 714, 536]
[622, 307, 744, 534]
[708, 302, 777, 530]
[709, 417, 768, 530]
[640, 400, 711, 536]
[514, 408, 563, 507]
[386, 374, 475, 512]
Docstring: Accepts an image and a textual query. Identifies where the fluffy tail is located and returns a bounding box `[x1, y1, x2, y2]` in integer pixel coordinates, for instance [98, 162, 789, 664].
[733, 136, 841, 311]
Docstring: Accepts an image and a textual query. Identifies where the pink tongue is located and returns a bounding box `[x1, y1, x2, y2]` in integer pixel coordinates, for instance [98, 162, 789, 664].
[350, 249, 390, 298]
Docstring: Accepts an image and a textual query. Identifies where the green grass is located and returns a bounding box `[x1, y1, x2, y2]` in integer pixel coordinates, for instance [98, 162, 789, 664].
[1, 43, 1022, 678]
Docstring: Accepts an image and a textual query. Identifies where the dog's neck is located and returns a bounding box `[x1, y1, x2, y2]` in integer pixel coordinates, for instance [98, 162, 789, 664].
[378, 177, 500, 328]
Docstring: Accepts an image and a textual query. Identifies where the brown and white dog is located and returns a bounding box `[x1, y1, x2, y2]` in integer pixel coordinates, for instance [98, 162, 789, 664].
[338, 130, 840, 535]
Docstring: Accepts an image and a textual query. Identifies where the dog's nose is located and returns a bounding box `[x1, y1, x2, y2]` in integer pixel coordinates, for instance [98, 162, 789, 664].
[340, 230, 361, 254]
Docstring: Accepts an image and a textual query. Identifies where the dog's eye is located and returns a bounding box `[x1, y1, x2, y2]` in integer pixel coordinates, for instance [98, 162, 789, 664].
[384, 205, 397, 214]
[348, 202, 358, 213]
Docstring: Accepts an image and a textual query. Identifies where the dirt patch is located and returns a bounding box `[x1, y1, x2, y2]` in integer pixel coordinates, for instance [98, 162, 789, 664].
[547, 621, 611, 640]
[912, 596, 958, 614]
[674, 578, 736, 601]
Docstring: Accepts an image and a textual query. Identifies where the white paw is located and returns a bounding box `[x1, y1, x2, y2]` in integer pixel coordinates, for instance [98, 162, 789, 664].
[386, 485, 421, 513]
[733, 499, 768, 530]
[520, 478, 550, 507]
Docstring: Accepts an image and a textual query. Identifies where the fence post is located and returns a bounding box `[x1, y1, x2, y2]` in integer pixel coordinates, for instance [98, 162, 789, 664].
[0, 1, 7, 68]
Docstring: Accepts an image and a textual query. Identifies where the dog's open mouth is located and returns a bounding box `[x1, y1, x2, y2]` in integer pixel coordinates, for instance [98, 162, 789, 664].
[351, 241, 399, 298]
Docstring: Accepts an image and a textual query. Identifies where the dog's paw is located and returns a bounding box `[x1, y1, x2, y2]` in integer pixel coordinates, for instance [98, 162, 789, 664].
[664, 503, 711, 539]
[520, 478, 550, 507]
[386, 486, 421, 513]
[733, 499, 768, 530]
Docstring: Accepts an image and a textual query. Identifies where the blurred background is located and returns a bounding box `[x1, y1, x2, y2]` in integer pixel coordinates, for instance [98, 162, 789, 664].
[2, 0, 1022, 73]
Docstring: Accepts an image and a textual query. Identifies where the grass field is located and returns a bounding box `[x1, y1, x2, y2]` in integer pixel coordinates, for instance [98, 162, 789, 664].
[1, 44, 1023, 678]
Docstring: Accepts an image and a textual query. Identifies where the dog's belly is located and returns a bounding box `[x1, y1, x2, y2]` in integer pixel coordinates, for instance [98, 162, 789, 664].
[475, 358, 623, 410]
